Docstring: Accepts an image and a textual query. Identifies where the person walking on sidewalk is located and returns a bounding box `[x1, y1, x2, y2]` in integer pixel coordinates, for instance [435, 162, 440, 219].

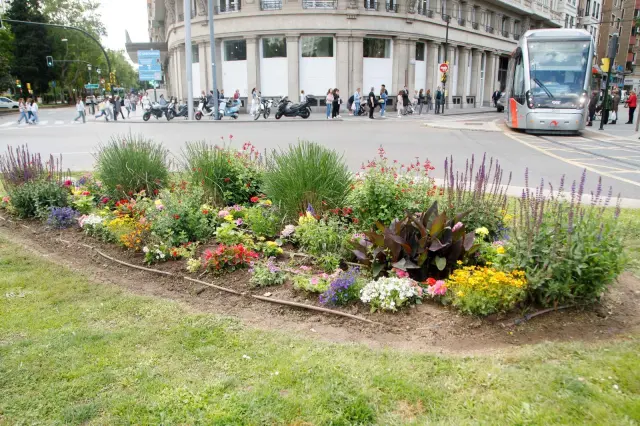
[74, 98, 86, 123]
[417, 89, 425, 114]
[332, 88, 341, 119]
[353, 88, 361, 117]
[17, 98, 29, 124]
[124, 96, 131, 118]
[426, 89, 432, 113]
[367, 87, 376, 119]
[397, 91, 404, 117]
[625, 89, 637, 124]
[326, 88, 334, 119]
[435, 87, 443, 114]
[29, 99, 39, 124]
[379, 85, 387, 117]
[609, 88, 621, 124]
[586, 91, 598, 127]
[601, 89, 612, 125]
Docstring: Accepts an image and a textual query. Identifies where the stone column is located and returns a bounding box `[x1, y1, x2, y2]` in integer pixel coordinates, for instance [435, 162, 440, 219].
[456, 46, 470, 108]
[470, 48, 482, 106]
[176, 44, 184, 100]
[393, 38, 410, 95]
[199, 42, 208, 93]
[407, 39, 416, 96]
[336, 34, 350, 97]
[285, 34, 299, 100]
[351, 35, 364, 97]
[215, 39, 223, 94]
[426, 41, 439, 93]
[245, 36, 259, 95]
[446, 44, 456, 108]
[483, 51, 495, 106]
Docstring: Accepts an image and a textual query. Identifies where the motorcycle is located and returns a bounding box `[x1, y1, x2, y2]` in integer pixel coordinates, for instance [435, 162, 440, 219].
[194, 96, 216, 120]
[275, 95, 312, 119]
[142, 102, 169, 121]
[253, 97, 274, 120]
[216, 98, 241, 120]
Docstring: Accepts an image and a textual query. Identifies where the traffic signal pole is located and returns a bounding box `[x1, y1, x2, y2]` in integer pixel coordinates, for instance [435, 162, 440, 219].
[599, 33, 619, 131]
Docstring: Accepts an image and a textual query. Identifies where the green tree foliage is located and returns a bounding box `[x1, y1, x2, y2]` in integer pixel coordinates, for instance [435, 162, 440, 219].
[0, 27, 14, 92]
[6, 0, 53, 96]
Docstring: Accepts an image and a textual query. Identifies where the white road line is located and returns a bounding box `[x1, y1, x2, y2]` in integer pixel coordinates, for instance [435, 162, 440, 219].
[0, 121, 15, 127]
[54, 120, 65, 125]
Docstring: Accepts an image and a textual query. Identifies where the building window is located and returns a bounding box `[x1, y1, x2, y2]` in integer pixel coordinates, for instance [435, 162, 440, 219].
[301, 36, 334, 57]
[217, 0, 241, 12]
[262, 37, 286, 58]
[585, 0, 590, 15]
[570, 16, 574, 27]
[364, 38, 391, 58]
[441, 0, 447, 17]
[416, 42, 425, 61]
[261, 0, 282, 9]
[192, 44, 199, 63]
[302, 0, 337, 8]
[224, 40, 247, 61]
[513, 20, 520, 35]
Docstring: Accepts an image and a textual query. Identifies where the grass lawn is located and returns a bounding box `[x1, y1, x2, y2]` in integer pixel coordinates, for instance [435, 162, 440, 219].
[0, 237, 639, 425]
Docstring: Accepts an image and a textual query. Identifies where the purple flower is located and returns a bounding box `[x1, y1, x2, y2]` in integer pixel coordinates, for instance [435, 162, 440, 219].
[452, 222, 463, 232]
[47, 207, 79, 229]
[319, 268, 359, 306]
[235, 218, 244, 226]
[306, 203, 315, 215]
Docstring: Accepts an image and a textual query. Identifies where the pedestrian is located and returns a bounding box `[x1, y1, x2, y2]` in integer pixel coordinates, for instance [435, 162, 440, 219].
[402, 90, 410, 114]
[426, 89, 432, 113]
[611, 88, 620, 124]
[24, 98, 33, 124]
[17, 98, 28, 124]
[326, 88, 334, 119]
[435, 87, 443, 114]
[29, 98, 39, 124]
[586, 91, 597, 127]
[332, 88, 341, 119]
[159, 94, 168, 106]
[74, 98, 86, 123]
[367, 86, 376, 119]
[417, 89, 425, 114]
[625, 89, 637, 124]
[300, 89, 307, 103]
[124, 96, 131, 118]
[250, 88, 258, 115]
[601, 89, 612, 125]
[397, 90, 403, 117]
[379, 85, 387, 117]
[413, 90, 419, 110]
[353, 88, 361, 117]
[219, 89, 225, 100]
[492, 89, 501, 108]
[234, 89, 240, 101]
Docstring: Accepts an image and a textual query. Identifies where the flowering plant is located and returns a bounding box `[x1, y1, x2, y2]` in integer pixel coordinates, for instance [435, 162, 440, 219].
[0, 195, 10, 209]
[249, 257, 287, 287]
[78, 214, 103, 228]
[292, 270, 340, 293]
[71, 191, 95, 214]
[202, 243, 259, 273]
[319, 268, 362, 306]
[46, 207, 79, 229]
[360, 276, 422, 312]
[255, 239, 283, 257]
[445, 266, 527, 316]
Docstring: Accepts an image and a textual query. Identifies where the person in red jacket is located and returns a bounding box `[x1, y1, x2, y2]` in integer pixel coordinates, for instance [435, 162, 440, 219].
[625, 89, 637, 124]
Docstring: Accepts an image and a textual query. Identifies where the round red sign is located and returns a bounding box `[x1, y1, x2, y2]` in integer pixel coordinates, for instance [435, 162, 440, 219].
[439, 63, 449, 73]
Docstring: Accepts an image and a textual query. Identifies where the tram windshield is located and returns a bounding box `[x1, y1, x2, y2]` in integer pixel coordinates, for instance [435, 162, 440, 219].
[528, 40, 590, 108]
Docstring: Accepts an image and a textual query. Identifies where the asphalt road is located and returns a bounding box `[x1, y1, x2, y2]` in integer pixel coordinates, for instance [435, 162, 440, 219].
[1, 106, 639, 200]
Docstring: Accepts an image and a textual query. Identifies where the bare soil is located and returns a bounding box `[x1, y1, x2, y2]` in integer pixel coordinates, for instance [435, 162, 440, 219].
[1, 217, 639, 355]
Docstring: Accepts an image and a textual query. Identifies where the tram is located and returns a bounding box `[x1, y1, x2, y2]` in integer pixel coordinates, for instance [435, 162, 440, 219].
[505, 29, 594, 133]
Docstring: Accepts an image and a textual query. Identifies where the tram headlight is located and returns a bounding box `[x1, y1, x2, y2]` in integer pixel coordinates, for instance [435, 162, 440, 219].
[578, 91, 587, 109]
[526, 90, 534, 109]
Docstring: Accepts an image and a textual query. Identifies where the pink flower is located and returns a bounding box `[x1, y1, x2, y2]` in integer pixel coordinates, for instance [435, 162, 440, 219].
[310, 277, 319, 286]
[218, 210, 230, 218]
[394, 268, 409, 278]
[452, 222, 463, 232]
[1, 196, 10, 204]
[64, 180, 72, 187]
[427, 280, 447, 296]
[100, 197, 109, 204]
[235, 218, 244, 226]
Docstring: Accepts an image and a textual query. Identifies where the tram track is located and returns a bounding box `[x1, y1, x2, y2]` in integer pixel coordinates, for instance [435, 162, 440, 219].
[536, 134, 640, 170]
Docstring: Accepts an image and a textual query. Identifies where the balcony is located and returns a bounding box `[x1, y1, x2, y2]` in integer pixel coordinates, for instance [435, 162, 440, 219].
[458, 18, 465, 26]
[364, 0, 379, 10]
[417, 4, 433, 17]
[472, 21, 479, 29]
[261, 0, 282, 9]
[216, 2, 241, 13]
[502, 30, 509, 37]
[486, 25, 494, 33]
[302, 0, 337, 8]
[386, 2, 398, 12]
[513, 33, 520, 40]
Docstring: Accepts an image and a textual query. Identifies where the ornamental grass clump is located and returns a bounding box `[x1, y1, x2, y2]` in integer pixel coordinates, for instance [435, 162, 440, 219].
[94, 134, 170, 197]
[445, 266, 528, 316]
[509, 170, 625, 307]
[181, 141, 263, 206]
[263, 141, 352, 220]
[9, 180, 69, 219]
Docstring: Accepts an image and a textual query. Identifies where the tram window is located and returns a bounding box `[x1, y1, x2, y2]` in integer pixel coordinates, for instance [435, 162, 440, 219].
[513, 53, 525, 103]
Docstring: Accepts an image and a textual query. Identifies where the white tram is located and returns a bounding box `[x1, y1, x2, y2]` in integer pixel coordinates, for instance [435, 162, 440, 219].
[505, 29, 594, 133]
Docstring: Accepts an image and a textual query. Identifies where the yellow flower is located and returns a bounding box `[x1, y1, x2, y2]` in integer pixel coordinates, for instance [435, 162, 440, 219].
[266, 241, 278, 247]
[456, 260, 463, 265]
[475, 227, 489, 237]
[224, 214, 234, 222]
[263, 200, 272, 206]
[503, 214, 513, 223]
[496, 246, 506, 255]
[457, 291, 465, 297]
[258, 236, 266, 242]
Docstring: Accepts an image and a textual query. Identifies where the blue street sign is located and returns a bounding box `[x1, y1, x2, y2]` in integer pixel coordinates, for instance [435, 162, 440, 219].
[617, 65, 624, 72]
[138, 50, 162, 82]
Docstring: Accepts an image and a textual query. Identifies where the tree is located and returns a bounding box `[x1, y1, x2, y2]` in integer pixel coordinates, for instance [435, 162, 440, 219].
[0, 27, 14, 92]
[6, 0, 53, 96]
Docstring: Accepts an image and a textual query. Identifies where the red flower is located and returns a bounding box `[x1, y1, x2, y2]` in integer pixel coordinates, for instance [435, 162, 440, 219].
[202, 209, 209, 215]
[64, 180, 72, 187]
[153, 189, 159, 195]
[100, 197, 109, 204]
[81, 191, 91, 196]
[224, 177, 231, 183]
[352, 218, 359, 224]
[173, 214, 180, 220]
[426, 278, 436, 286]
[229, 134, 234, 139]
[250, 196, 259, 203]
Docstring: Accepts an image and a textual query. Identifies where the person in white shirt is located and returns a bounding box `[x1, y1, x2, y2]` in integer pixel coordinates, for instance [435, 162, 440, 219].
[300, 90, 307, 104]
[74, 98, 86, 123]
[25, 98, 33, 124]
[124, 97, 131, 118]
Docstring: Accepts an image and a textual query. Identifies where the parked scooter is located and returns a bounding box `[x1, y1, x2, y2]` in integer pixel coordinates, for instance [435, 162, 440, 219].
[142, 102, 169, 121]
[275, 95, 312, 119]
[166, 101, 188, 120]
[216, 98, 241, 120]
[194, 96, 216, 120]
[253, 97, 274, 120]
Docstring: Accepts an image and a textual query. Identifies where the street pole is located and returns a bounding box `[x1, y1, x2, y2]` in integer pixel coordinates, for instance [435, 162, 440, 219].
[443, 15, 449, 115]
[599, 33, 618, 131]
[207, 0, 218, 119]
[184, 0, 194, 120]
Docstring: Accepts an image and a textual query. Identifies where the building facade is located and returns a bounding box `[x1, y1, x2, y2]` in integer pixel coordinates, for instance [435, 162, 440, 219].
[595, 0, 637, 89]
[138, 0, 564, 107]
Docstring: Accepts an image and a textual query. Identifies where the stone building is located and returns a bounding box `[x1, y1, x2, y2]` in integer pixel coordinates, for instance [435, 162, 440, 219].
[131, 0, 564, 107]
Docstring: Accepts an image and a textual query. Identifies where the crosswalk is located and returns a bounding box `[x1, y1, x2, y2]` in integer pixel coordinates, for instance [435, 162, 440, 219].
[0, 119, 96, 130]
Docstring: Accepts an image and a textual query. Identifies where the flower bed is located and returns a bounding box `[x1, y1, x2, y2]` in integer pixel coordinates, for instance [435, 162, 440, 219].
[0, 139, 629, 320]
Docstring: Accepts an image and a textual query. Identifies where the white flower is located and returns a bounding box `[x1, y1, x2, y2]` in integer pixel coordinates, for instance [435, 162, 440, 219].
[79, 213, 103, 228]
[142, 246, 150, 253]
[360, 277, 420, 311]
[281, 224, 295, 238]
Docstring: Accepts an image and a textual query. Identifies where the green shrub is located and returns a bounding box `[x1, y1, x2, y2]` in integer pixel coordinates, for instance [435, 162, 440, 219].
[9, 180, 69, 218]
[182, 141, 263, 206]
[294, 214, 353, 259]
[94, 134, 170, 197]
[348, 147, 436, 229]
[215, 222, 253, 246]
[244, 206, 280, 238]
[508, 172, 625, 306]
[263, 141, 352, 220]
[249, 258, 287, 287]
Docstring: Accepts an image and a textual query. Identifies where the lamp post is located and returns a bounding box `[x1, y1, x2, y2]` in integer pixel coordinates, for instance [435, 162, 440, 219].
[442, 14, 450, 115]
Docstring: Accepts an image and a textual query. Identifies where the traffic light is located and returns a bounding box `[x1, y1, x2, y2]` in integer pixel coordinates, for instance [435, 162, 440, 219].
[46, 56, 54, 67]
[607, 33, 619, 60]
[105, 82, 111, 92]
[441, 73, 448, 83]
[15, 80, 21, 88]
[601, 58, 610, 73]
[109, 72, 116, 84]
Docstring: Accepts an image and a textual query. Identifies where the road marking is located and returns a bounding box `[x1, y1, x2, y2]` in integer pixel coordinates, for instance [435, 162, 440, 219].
[39, 120, 48, 125]
[54, 120, 64, 125]
[609, 170, 640, 174]
[502, 128, 640, 188]
[0, 121, 15, 127]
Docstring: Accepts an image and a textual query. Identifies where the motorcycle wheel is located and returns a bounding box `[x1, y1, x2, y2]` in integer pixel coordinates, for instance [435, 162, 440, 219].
[143, 112, 151, 122]
[195, 111, 202, 121]
[232, 114, 238, 119]
[253, 109, 261, 120]
[300, 110, 310, 119]
[166, 110, 174, 121]
[275, 112, 282, 120]
[264, 108, 270, 120]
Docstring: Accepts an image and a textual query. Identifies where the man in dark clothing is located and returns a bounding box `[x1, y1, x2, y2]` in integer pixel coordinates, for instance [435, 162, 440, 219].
[435, 87, 443, 114]
[367, 87, 376, 119]
[492, 89, 501, 107]
[587, 91, 598, 127]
